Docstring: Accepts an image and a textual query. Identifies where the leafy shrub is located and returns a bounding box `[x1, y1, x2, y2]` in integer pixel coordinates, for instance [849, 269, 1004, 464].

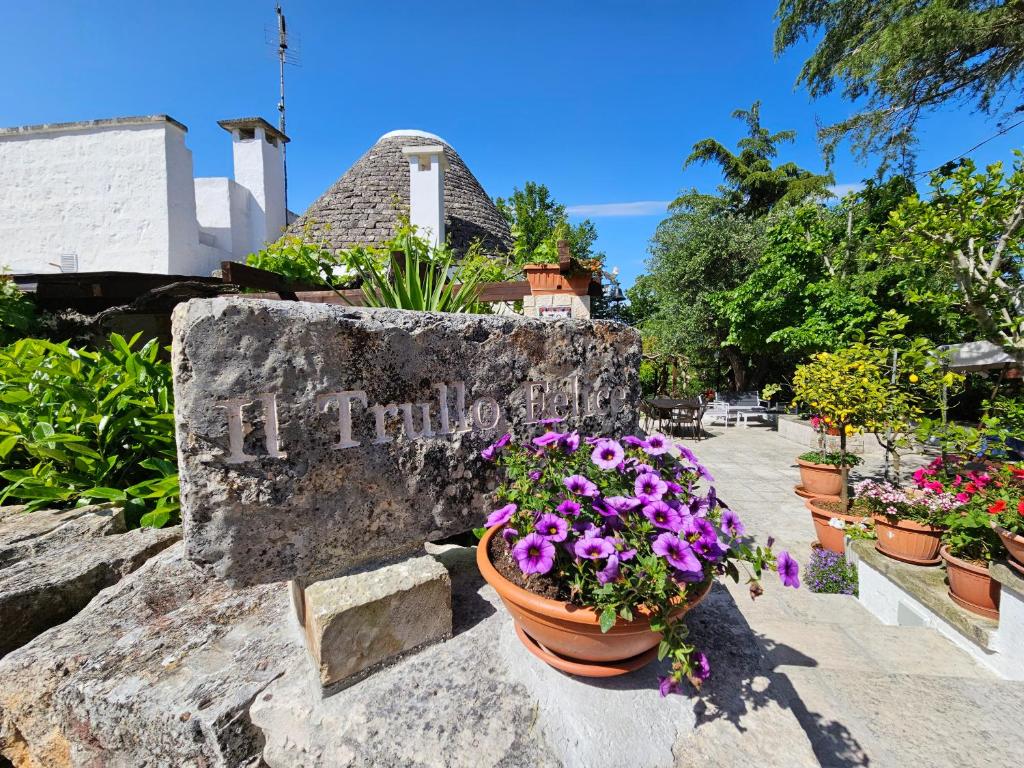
[246, 231, 367, 289]
[798, 450, 863, 467]
[0, 275, 37, 345]
[0, 334, 178, 527]
[805, 546, 858, 595]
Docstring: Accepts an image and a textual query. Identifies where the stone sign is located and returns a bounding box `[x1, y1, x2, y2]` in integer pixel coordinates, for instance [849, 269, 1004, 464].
[172, 298, 640, 586]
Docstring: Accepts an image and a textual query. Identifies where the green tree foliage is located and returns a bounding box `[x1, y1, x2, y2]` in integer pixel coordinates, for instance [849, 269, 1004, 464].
[644, 197, 769, 390]
[495, 181, 601, 266]
[681, 101, 834, 216]
[775, 0, 1024, 170]
[0, 334, 179, 527]
[881, 152, 1024, 358]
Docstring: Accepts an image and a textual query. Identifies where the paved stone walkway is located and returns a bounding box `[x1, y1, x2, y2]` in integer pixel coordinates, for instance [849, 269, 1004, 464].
[680, 424, 1024, 768]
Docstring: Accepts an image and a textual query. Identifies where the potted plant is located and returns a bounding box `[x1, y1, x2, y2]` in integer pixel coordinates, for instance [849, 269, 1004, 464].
[796, 446, 862, 500]
[982, 463, 1024, 571]
[803, 496, 871, 554]
[940, 504, 1003, 619]
[854, 480, 957, 565]
[521, 231, 595, 295]
[475, 428, 798, 694]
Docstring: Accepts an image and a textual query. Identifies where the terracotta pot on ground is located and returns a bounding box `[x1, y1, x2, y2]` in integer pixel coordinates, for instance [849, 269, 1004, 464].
[873, 516, 944, 566]
[523, 264, 591, 295]
[993, 523, 1024, 572]
[796, 459, 846, 499]
[940, 546, 1000, 620]
[476, 526, 711, 677]
[804, 497, 864, 554]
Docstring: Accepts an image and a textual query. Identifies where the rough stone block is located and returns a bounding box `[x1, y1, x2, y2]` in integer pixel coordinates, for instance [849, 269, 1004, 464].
[172, 298, 640, 586]
[300, 554, 452, 692]
[0, 504, 180, 657]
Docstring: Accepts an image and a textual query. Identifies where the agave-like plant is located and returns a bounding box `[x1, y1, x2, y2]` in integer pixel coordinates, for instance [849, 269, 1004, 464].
[347, 230, 485, 313]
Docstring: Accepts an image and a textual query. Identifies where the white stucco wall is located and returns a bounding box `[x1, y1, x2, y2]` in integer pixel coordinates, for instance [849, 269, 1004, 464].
[165, 127, 201, 275]
[231, 126, 286, 251]
[0, 117, 186, 274]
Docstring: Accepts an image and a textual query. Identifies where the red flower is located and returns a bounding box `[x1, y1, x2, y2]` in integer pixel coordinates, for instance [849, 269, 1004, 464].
[988, 499, 1007, 515]
[1018, 500, 1024, 515]
[964, 482, 978, 494]
[1012, 468, 1024, 478]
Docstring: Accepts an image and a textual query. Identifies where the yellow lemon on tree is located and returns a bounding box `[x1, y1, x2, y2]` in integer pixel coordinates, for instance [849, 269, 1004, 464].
[909, 373, 919, 383]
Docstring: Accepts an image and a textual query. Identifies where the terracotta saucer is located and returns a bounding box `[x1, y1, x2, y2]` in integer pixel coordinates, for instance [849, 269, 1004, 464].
[947, 589, 1000, 620]
[513, 622, 659, 678]
[873, 542, 941, 567]
[794, 484, 839, 501]
[1009, 558, 1024, 577]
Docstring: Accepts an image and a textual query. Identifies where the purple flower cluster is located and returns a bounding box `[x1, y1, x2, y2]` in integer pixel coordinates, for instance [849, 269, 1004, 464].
[483, 430, 795, 697]
[804, 547, 857, 595]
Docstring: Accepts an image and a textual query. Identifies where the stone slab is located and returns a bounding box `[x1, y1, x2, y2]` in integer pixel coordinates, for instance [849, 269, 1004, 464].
[0, 542, 298, 768]
[0, 504, 180, 657]
[172, 298, 640, 586]
[301, 553, 452, 692]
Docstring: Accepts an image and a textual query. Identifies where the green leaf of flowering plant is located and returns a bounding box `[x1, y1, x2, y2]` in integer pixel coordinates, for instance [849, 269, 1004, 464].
[599, 605, 617, 634]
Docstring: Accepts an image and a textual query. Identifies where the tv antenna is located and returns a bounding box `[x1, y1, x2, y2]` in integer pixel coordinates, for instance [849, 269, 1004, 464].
[267, 3, 300, 219]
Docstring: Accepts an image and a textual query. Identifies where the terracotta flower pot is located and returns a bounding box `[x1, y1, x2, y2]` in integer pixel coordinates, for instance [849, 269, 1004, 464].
[476, 526, 711, 677]
[523, 264, 591, 295]
[940, 546, 1000, 620]
[805, 497, 865, 554]
[992, 523, 1024, 571]
[796, 459, 845, 499]
[872, 516, 944, 566]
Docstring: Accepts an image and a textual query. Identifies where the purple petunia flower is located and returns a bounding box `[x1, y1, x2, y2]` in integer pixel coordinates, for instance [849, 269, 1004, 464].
[633, 462, 656, 475]
[597, 553, 620, 585]
[635, 472, 668, 501]
[486, 503, 517, 528]
[574, 536, 615, 560]
[533, 431, 565, 448]
[658, 675, 682, 697]
[692, 651, 711, 682]
[643, 433, 670, 455]
[652, 532, 703, 575]
[501, 527, 519, 543]
[604, 495, 642, 513]
[560, 431, 581, 453]
[643, 500, 683, 531]
[480, 433, 511, 461]
[528, 470, 542, 481]
[512, 532, 556, 575]
[564, 474, 599, 497]
[535, 513, 569, 542]
[573, 519, 602, 539]
[777, 551, 800, 588]
[720, 509, 745, 538]
[622, 435, 646, 447]
[557, 498, 581, 516]
[591, 439, 625, 471]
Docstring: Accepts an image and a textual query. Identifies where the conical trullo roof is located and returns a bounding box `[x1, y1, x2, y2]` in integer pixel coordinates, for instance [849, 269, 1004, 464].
[288, 130, 512, 254]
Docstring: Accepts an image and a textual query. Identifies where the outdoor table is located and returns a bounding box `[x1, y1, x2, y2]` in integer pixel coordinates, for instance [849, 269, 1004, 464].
[648, 398, 700, 435]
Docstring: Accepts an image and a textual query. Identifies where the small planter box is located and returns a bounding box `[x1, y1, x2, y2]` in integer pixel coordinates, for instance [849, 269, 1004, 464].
[523, 264, 591, 296]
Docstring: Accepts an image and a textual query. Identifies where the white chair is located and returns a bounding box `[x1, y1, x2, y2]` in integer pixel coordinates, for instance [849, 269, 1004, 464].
[702, 401, 731, 428]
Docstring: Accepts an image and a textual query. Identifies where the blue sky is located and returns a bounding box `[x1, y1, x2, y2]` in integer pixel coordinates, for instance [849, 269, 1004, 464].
[5, 1, 1023, 288]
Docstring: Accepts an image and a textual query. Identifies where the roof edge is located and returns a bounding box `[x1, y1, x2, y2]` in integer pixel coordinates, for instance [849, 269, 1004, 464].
[0, 114, 188, 138]
[378, 129, 446, 144]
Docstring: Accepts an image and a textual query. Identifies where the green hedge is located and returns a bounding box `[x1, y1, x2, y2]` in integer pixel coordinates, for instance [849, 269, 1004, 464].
[0, 333, 179, 527]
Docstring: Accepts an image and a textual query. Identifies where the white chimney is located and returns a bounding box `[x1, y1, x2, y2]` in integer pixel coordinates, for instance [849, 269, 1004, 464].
[401, 144, 447, 247]
[218, 118, 289, 252]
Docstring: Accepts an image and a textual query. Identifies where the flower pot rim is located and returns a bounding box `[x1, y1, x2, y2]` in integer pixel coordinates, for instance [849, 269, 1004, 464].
[522, 263, 561, 272]
[871, 514, 945, 533]
[796, 458, 849, 470]
[476, 525, 711, 628]
[939, 544, 991, 575]
[991, 522, 1024, 542]
[803, 497, 863, 523]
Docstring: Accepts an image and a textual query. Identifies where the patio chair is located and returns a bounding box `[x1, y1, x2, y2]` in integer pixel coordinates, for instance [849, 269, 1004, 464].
[671, 400, 705, 440]
[702, 400, 731, 428]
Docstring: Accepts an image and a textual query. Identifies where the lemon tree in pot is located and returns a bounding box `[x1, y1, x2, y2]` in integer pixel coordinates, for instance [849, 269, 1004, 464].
[475, 427, 798, 694]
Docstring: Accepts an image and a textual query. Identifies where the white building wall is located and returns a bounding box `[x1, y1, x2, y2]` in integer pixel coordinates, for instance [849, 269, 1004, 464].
[230, 126, 286, 252]
[165, 127, 201, 275]
[0, 118, 181, 274]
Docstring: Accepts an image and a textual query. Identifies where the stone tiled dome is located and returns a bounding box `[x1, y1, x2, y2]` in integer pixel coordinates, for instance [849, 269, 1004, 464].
[288, 130, 512, 254]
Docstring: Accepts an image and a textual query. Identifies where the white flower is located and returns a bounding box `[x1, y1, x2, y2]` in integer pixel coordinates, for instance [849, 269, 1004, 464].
[828, 517, 847, 529]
